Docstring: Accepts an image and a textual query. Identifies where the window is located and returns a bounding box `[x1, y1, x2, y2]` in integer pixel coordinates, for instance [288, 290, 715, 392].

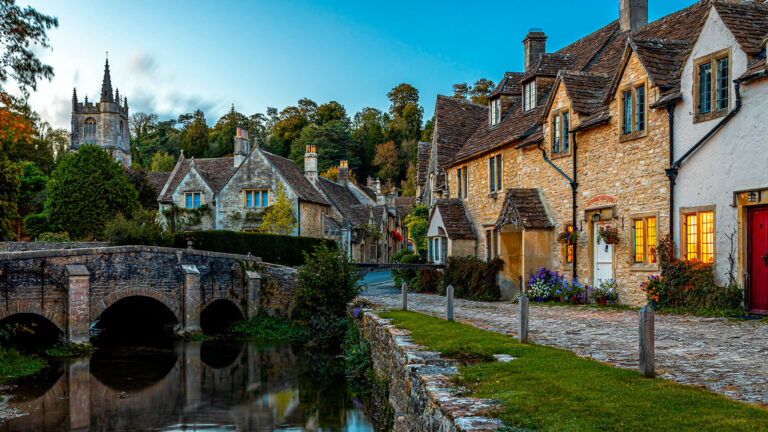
[462, 167, 467, 199]
[118, 120, 124, 144]
[457, 168, 462, 199]
[489, 155, 502, 192]
[565, 225, 574, 263]
[551, 111, 569, 153]
[244, 189, 269, 208]
[485, 229, 499, 260]
[620, 83, 646, 137]
[489, 98, 501, 125]
[695, 50, 730, 120]
[185, 192, 202, 209]
[84, 118, 96, 143]
[428, 237, 442, 263]
[632, 216, 657, 264]
[683, 210, 714, 262]
[523, 81, 536, 111]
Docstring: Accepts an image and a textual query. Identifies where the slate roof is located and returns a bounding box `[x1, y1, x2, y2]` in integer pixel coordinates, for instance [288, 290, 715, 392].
[495, 188, 554, 230]
[263, 152, 329, 205]
[148, 171, 171, 197]
[433, 95, 488, 166]
[558, 71, 614, 115]
[316, 177, 368, 226]
[416, 142, 430, 187]
[629, 37, 692, 92]
[160, 157, 237, 203]
[714, 1, 768, 56]
[489, 72, 524, 98]
[432, 199, 476, 240]
[521, 54, 576, 81]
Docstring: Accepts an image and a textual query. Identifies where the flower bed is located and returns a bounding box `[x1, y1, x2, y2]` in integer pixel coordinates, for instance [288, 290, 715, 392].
[526, 267, 618, 305]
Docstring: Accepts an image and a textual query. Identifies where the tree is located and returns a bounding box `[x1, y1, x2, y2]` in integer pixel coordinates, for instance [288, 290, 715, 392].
[45, 145, 139, 239]
[421, 117, 434, 142]
[0, 158, 21, 239]
[452, 83, 469, 99]
[373, 141, 399, 184]
[400, 161, 416, 197]
[130, 112, 158, 140]
[260, 183, 296, 235]
[352, 107, 388, 179]
[179, 110, 209, 157]
[404, 205, 429, 257]
[387, 83, 420, 118]
[291, 120, 355, 173]
[313, 101, 348, 127]
[470, 78, 495, 105]
[125, 166, 159, 209]
[16, 161, 46, 235]
[320, 165, 356, 183]
[209, 105, 249, 157]
[271, 112, 309, 157]
[150, 151, 175, 172]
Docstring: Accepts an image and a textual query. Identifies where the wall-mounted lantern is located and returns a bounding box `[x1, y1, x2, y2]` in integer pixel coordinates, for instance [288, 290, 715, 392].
[591, 213, 601, 223]
[748, 191, 759, 203]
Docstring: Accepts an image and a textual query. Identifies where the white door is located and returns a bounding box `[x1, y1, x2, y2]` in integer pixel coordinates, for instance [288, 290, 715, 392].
[594, 222, 613, 284]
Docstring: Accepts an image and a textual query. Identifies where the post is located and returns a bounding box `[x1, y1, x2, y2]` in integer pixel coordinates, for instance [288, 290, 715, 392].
[245, 271, 261, 319]
[401, 282, 408, 311]
[518, 295, 529, 343]
[181, 264, 201, 333]
[639, 305, 655, 378]
[446, 284, 454, 321]
[65, 265, 90, 344]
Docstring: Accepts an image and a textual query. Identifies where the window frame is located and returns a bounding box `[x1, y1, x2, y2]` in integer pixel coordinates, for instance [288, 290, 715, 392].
[618, 80, 647, 142]
[550, 109, 570, 155]
[489, 98, 501, 126]
[243, 188, 269, 209]
[84, 117, 97, 143]
[523, 80, 536, 112]
[681, 207, 716, 263]
[488, 154, 502, 193]
[485, 229, 499, 261]
[457, 168, 462, 199]
[565, 224, 574, 263]
[184, 191, 202, 209]
[693, 48, 731, 123]
[632, 216, 658, 264]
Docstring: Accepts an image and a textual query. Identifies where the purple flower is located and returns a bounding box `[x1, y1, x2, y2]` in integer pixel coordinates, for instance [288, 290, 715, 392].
[353, 307, 361, 318]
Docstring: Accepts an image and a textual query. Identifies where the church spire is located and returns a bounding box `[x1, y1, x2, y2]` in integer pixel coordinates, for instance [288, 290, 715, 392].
[100, 55, 114, 103]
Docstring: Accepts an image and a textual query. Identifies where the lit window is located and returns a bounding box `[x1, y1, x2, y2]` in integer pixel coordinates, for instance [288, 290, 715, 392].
[185, 192, 202, 209]
[633, 216, 657, 264]
[489, 155, 502, 192]
[696, 52, 730, 117]
[683, 211, 714, 262]
[620, 84, 646, 136]
[551, 112, 569, 153]
[566, 225, 574, 263]
[523, 81, 536, 111]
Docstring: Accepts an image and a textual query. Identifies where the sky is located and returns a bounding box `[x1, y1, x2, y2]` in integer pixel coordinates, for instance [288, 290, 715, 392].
[26, 0, 695, 130]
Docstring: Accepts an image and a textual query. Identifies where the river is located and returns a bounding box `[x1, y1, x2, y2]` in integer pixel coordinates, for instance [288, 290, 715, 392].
[0, 341, 378, 431]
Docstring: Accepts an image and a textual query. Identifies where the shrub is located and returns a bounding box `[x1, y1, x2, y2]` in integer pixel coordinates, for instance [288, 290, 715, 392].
[441, 256, 503, 301]
[417, 268, 442, 293]
[391, 248, 423, 288]
[526, 267, 566, 302]
[174, 230, 336, 266]
[404, 205, 429, 257]
[228, 312, 308, 344]
[23, 212, 50, 239]
[104, 209, 172, 246]
[38, 231, 70, 242]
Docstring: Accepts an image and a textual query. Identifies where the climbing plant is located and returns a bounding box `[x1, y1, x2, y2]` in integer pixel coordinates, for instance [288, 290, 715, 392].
[161, 203, 212, 233]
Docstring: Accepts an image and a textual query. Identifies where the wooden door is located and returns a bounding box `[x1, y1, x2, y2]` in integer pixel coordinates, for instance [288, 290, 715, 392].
[594, 222, 613, 285]
[749, 207, 768, 313]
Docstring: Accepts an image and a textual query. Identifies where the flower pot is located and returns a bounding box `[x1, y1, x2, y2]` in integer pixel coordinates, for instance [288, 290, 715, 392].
[596, 296, 608, 307]
[570, 295, 581, 305]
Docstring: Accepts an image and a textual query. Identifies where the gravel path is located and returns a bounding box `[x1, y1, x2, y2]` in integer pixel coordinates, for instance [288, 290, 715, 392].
[361, 292, 768, 406]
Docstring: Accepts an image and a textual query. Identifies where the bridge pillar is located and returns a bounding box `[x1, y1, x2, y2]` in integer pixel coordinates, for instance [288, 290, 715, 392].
[245, 271, 261, 318]
[181, 265, 201, 332]
[65, 265, 90, 344]
[69, 358, 90, 431]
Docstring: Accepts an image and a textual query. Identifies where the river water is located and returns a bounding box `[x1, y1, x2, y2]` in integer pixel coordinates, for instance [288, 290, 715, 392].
[0, 341, 378, 431]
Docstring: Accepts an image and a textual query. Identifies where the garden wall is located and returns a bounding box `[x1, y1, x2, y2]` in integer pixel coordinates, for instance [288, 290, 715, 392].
[0, 242, 109, 252]
[357, 310, 505, 432]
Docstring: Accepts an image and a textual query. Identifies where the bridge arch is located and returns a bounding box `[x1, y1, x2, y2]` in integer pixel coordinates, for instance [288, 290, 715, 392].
[91, 287, 180, 323]
[0, 304, 66, 335]
[200, 298, 244, 335]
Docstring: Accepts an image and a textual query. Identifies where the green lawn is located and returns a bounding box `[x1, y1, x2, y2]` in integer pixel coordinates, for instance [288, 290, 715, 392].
[380, 310, 768, 432]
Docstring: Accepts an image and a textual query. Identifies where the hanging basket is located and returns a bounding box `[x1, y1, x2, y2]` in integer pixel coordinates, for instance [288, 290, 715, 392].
[557, 228, 580, 246]
[597, 225, 621, 245]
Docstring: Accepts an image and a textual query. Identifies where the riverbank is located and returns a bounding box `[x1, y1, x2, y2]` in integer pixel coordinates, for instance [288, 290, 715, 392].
[377, 310, 768, 431]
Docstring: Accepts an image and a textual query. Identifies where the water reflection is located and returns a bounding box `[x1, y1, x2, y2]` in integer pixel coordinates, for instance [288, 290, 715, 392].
[1, 342, 376, 431]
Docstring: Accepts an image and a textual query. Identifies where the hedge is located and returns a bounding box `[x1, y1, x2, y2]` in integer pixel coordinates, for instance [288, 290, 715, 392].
[174, 230, 337, 267]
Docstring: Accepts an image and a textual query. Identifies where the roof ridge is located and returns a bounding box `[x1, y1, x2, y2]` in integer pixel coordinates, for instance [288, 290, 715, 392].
[436, 94, 488, 109]
[560, 70, 613, 78]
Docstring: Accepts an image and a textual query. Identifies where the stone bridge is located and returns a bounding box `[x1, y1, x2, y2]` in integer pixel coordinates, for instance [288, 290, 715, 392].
[0, 246, 262, 342]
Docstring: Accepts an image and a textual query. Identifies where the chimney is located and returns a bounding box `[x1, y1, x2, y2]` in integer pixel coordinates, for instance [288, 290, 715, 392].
[304, 144, 318, 181]
[233, 127, 250, 167]
[337, 160, 350, 185]
[523, 29, 547, 71]
[374, 179, 385, 205]
[620, 0, 648, 32]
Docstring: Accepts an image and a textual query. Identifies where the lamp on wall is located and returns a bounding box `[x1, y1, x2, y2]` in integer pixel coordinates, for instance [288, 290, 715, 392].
[591, 213, 601, 223]
[748, 191, 759, 203]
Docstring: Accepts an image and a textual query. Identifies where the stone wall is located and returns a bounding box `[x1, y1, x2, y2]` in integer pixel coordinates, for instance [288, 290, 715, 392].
[216, 150, 278, 232]
[258, 264, 299, 318]
[0, 242, 109, 252]
[356, 310, 505, 432]
[298, 200, 326, 238]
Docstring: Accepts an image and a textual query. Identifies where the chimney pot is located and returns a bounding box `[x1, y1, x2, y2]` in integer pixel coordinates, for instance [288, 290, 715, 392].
[233, 127, 251, 167]
[304, 144, 318, 181]
[337, 160, 349, 185]
[620, 0, 648, 32]
[523, 30, 547, 71]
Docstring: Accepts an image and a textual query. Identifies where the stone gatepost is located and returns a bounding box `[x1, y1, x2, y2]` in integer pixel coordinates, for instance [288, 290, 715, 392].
[245, 271, 261, 319]
[65, 265, 90, 344]
[68, 358, 90, 432]
[180, 265, 201, 332]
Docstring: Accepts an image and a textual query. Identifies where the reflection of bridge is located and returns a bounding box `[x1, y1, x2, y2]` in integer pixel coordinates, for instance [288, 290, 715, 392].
[0, 343, 313, 431]
[0, 246, 262, 342]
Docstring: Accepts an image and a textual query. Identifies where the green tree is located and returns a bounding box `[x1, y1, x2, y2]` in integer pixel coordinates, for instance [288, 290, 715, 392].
[125, 166, 159, 209]
[291, 120, 355, 173]
[0, 159, 21, 239]
[179, 110, 209, 157]
[352, 107, 388, 179]
[260, 183, 296, 235]
[400, 161, 417, 197]
[372, 140, 399, 184]
[387, 83, 423, 140]
[470, 78, 495, 105]
[150, 151, 176, 172]
[271, 112, 309, 157]
[313, 101, 348, 126]
[452, 82, 469, 99]
[404, 205, 429, 257]
[46, 145, 139, 239]
[209, 105, 250, 157]
[16, 161, 46, 229]
[421, 117, 434, 142]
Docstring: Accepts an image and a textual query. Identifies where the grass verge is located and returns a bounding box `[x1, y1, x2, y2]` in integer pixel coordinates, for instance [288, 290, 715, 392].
[0, 346, 46, 380]
[228, 313, 309, 344]
[380, 310, 768, 432]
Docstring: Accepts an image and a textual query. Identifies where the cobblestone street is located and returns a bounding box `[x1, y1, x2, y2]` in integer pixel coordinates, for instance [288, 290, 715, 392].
[362, 292, 768, 405]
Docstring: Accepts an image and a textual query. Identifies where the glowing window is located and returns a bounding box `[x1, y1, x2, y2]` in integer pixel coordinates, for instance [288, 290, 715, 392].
[683, 211, 714, 263]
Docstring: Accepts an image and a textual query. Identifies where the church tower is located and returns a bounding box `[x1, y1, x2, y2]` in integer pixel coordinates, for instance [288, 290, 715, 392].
[70, 57, 131, 166]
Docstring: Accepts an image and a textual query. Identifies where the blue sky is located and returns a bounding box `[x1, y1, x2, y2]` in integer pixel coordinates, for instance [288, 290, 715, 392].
[27, 0, 694, 130]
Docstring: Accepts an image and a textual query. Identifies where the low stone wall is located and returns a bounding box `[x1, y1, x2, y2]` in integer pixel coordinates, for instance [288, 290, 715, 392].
[358, 310, 506, 432]
[258, 264, 299, 318]
[0, 242, 109, 252]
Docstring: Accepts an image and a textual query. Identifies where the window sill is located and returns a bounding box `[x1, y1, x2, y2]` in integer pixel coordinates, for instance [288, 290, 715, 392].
[618, 130, 647, 143]
[488, 191, 499, 199]
[630, 263, 659, 272]
[693, 109, 727, 124]
[550, 149, 572, 160]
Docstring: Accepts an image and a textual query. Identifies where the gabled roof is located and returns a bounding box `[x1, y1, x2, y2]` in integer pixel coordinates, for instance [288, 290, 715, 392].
[714, 0, 768, 56]
[489, 72, 524, 98]
[629, 37, 692, 91]
[148, 171, 171, 197]
[495, 188, 554, 230]
[416, 142, 430, 187]
[545, 71, 613, 117]
[521, 54, 576, 82]
[316, 177, 367, 226]
[433, 95, 488, 166]
[263, 152, 329, 205]
[431, 199, 476, 240]
[160, 157, 237, 203]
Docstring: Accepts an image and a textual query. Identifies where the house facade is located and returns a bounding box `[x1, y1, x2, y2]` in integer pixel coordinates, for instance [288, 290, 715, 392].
[421, 0, 768, 306]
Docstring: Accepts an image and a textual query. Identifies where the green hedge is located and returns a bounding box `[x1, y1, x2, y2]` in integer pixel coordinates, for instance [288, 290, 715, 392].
[174, 230, 337, 266]
[440, 256, 504, 301]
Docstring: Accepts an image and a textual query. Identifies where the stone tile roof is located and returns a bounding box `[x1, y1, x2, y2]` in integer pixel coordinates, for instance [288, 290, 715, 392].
[394, 196, 417, 207]
[522, 54, 576, 81]
[489, 72, 524, 98]
[416, 142, 430, 187]
[358, 183, 377, 201]
[714, 0, 768, 56]
[148, 171, 171, 198]
[495, 188, 554, 230]
[316, 177, 367, 226]
[739, 55, 768, 82]
[570, 108, 612, 132]
[629, 37, 692, 92]
[433, 95, 488, 166]
[160, 157, 237, 203]
[555, 21, 623, 73]
[263, 152, 329, 205]
[558, 71, 614, 115]
[432, 199, 476, 240]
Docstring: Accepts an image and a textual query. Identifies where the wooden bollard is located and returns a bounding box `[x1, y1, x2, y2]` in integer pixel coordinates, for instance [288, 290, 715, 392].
[401, 282, 408, 311]
[639, 305, 655, 378]
[518, 295, 529, 343]
[446, 285, 454, 321]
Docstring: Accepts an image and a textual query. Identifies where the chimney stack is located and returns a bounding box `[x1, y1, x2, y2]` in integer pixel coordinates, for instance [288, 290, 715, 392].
[337, 160, 350, 185]
[523, 29, 547, 71]
[619, 0, 648, 32]
[374, 179, 385, 205]
[233, 127, 250, 167]
[304, 144, 318, 181]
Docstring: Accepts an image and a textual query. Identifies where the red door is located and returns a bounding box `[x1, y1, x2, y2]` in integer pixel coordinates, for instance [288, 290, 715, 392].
[749, 207, 768, 313]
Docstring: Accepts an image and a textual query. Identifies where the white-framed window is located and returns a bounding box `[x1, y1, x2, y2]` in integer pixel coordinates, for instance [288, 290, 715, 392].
[185, 192, 202, 209]
[523, 81, 536, 112]
[489, 154, 502, 192]
[489, 98, 501, 125]
[244, 189, 269, 208]
[551, 111, 569, 153]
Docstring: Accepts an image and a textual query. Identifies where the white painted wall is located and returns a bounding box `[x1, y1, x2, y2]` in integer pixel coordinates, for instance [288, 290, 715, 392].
[673, 7, 768, 284]
[426, 208, 445, 237]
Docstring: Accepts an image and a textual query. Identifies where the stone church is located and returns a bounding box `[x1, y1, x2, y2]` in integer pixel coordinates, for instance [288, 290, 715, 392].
[70, 58, 131, 166]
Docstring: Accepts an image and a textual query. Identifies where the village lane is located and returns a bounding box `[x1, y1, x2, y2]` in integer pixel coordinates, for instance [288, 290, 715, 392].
[361, 292, 768, 406]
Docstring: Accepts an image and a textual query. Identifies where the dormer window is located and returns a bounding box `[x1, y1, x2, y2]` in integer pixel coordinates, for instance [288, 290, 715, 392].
[489, 98, 501, 126]
[694, 49, 730, 123]
[523, 81, 536, 112]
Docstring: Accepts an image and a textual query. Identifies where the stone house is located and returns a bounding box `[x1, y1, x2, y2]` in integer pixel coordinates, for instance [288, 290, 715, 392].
[421, 0, 768, 305]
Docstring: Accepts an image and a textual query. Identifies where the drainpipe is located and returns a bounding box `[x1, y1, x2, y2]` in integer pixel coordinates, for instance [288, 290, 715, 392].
[664, 104, 676, 237]
[570, 132, 578, 279]
[537, 141, 578, 279]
